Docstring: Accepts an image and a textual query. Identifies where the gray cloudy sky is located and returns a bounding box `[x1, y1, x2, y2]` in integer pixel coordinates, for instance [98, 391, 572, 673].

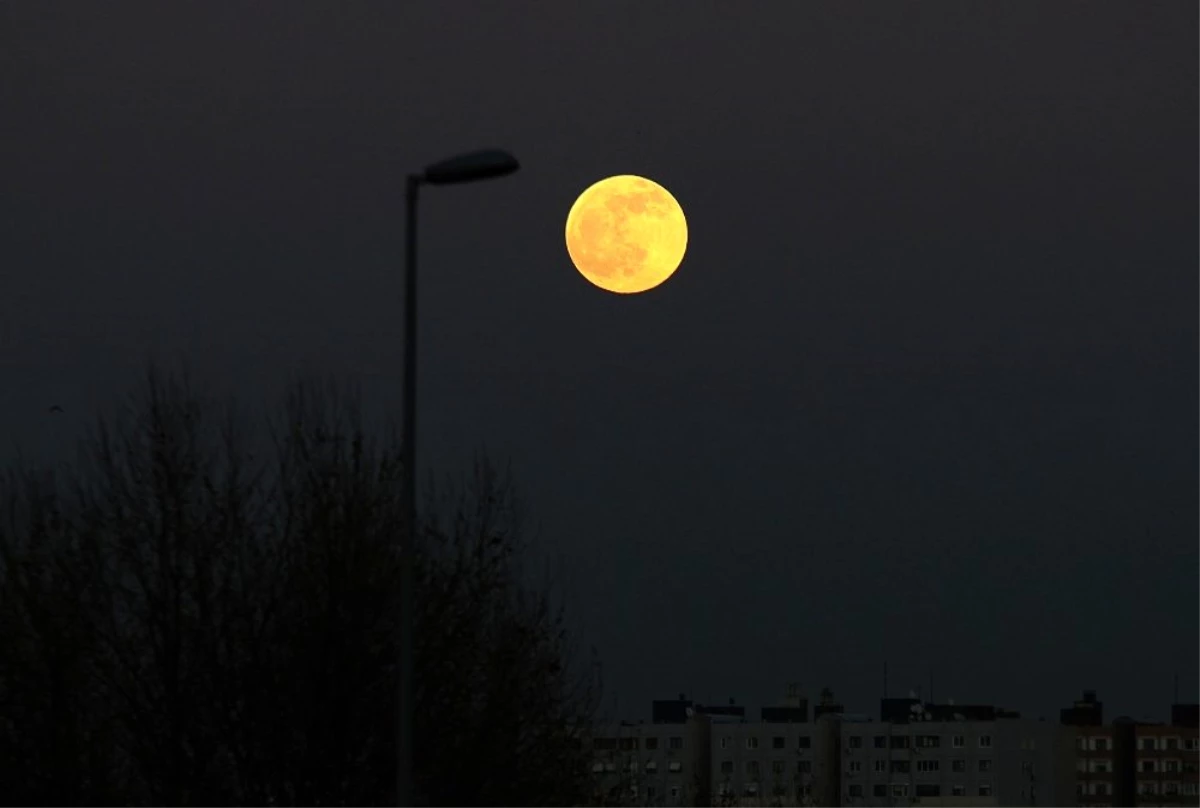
[1, 1, 1196, 723]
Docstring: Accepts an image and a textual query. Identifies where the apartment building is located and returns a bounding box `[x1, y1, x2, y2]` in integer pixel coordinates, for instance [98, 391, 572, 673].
[708, 703, 841, 806]
[837, 698, 1073, 807]
[587, 696, 712, 807]
[586, 689, 1197, 808]
[1130, 716, 1200, 806]
[1061, 691, 1199, 808]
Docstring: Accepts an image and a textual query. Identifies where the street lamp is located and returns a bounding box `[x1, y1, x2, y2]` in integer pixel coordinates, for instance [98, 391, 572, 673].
[399, 148, 520, 807]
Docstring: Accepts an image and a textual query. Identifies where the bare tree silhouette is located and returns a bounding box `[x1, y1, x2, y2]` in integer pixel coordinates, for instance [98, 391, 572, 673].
[0, 365, 604, 806]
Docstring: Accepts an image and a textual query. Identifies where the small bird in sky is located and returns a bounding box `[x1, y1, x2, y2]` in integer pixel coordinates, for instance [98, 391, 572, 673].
[48, 405, 63, 414]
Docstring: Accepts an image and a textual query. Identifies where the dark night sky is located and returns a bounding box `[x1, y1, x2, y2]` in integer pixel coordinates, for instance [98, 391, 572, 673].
[2, 2, 1196, 722]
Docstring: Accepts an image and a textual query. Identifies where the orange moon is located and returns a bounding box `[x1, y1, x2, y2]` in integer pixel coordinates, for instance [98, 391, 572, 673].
[565, 175, 688, 294]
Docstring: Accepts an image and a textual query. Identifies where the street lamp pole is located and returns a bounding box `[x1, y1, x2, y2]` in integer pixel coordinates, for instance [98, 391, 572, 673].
[398, 172, 419, 808]
[398, 149, 520, 808]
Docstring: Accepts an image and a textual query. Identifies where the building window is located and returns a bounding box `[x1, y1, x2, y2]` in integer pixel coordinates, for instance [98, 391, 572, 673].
[1164, 759, 1180, 773]
[1184, 738, 1198, 752]
[646, 786, 656, 799]
[891, 784, 908, 799]
[952, 785, 965, 797]
[848, 761, 862, 774]
[719, 737, 728, 750]
[1163, 782, 1180, 796]
[670, 786, 680, 799]
[916, 784, 940, 797]
[668, 761, 682, 773]
[746, 737, 759, 750]
[720, 760, 733, 775]
[591, 762, 604, 773]
[917, 760, 939, 773]
[1141, 759, 1156, 773]
[849, 735, 863, 748]
[1076, 736, 1087, 750]
[620, 738, 638, 750]
[952, 734, 965, 748]
[645, 760, 658, 773]
[918, 735, 940, 748]
[979, 735, 992, 748]
[626, 756, 638, 773]
[1090, 760, 1110, 774]
[951, 760, 966, 773]
[743, 783, 758, 797]
[645, 737, 658, 750]
[772, 760, 785, 776]
[1093, 737, 1109, 752]
[874, 735, 887, 748]
[873, 784, 887, 797]
[798, 735, 811, 749]
[848, 785, 863, 798]
[874, 760, 886, 773]
[1141, 737, 1156, 751]
[1184, 784, 1199, 796]
[891, 736, 910, 749]
[773, 736, 785, 749]
[595, 738, 617, 750]
[669, 736, 683, 750]
[890, 760, 910, 774]
[1095, 783, 1109, 796]
[797, 760, 812, 773]
[1165, 737, 1179, 751]
[1140, 782, 1159, 796]
[1021, 761, 1035, 775]
[604, 762, 616, 772]
[979, 784, 992, 797]
[746, 761, 760, 776]
[979, 759, 993, 773]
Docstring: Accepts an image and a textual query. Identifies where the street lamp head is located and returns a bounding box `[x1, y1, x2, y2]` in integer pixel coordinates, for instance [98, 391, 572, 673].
[421, 149, 520, 185]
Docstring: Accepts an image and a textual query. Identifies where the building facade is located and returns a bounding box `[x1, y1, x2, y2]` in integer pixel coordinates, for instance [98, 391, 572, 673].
[586, 690, 1197, 807]
[588, 698, 712, 807]
[836, 703, 1073, 807]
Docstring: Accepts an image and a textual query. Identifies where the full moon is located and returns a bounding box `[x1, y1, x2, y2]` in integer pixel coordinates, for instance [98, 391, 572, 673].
[565, 175, 688, 294]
